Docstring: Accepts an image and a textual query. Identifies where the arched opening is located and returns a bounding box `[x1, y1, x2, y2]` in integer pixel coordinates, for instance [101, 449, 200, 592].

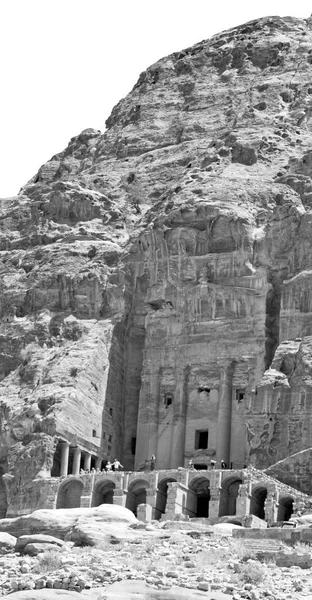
[156, 477, 177, 519]
[219, 477, 242, 517]
[92, 480, 115, 507]
[126, 479, 149, 516]
[56, 479, 83, 509]
[277, 496, 294, 522]
[189, 477, 210, 517]
[250, 486, 267, 520]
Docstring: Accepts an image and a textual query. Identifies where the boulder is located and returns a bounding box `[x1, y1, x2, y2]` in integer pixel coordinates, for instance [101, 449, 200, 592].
[0, 505, 137, 539]
[212, 523, 242, 535]
[15, 534, 65, 553]
[275, 550, 312, 569]
[65, 520, 137, 547]
[103, 580, 230, 599]
[4, 590, 97, 600]
[22, 542, 64, 556]
[0, 531, 16, 554]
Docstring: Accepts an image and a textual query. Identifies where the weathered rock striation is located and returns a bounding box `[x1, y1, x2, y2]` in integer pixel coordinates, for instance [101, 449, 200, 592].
[3, 14, 312, 515]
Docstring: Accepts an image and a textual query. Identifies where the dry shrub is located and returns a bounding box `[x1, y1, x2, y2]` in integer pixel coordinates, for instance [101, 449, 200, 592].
[36, 549, 62, 573]
[229, 539, 258, 562]
[236, 561, 264, 584]
[292, 541, 312, 554]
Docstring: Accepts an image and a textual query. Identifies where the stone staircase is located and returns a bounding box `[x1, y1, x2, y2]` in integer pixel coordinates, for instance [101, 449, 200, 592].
[240, 538, 285, 557]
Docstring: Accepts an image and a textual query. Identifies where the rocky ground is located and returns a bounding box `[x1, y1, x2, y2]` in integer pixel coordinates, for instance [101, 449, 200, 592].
[1, 523, 312, 599]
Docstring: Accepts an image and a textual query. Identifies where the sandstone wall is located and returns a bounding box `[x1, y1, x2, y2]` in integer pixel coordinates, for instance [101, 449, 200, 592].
[3, 15, 312, 513]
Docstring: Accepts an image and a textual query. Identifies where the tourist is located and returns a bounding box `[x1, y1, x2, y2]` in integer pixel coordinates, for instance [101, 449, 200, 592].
[150, 454, 156, 471]
[113, 458, 123, 471]
[188, 459, 194, 469]
[210, 459, 216, 469]
[105, 461, 112, 472]
[221, 460, 227, 469]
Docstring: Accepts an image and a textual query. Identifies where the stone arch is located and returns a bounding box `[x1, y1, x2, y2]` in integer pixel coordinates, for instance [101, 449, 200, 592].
[92, 480, 115, 507]
[189, 476, 210, 517]
[156, 477, 177, 519]
[219, 476, 242, 517]
[277, 496, 294, 522]
[56, 479, 83, 509]
[126, 478, 149, 516]
[250, 485, 267, 520]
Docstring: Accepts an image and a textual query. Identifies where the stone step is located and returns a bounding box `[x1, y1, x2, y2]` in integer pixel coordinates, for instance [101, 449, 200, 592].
[241, 539, 284, 555]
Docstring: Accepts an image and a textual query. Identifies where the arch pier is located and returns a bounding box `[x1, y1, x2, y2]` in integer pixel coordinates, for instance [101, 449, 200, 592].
[52, 467, 306, 524]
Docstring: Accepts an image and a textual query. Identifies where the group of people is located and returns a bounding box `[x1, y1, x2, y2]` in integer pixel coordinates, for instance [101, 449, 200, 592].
[188, 459, 228, 470]
[80, 456, 230, 475]
[79, 458, 123, 476]
[104, 458, 123, 472]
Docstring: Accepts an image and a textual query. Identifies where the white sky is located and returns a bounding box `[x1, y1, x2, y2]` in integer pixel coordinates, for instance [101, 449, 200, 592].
[0, 0, 310, 197]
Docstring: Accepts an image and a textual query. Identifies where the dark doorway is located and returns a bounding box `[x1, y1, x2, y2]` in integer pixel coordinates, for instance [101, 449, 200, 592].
[250, 487, 267, 520]
[195, 430, 208, 450]
[189, 477, 210, 518]
[277, 497, 294, 522]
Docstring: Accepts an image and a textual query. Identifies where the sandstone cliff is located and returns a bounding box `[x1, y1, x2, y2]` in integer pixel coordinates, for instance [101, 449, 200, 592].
[2, 14, 312, 515]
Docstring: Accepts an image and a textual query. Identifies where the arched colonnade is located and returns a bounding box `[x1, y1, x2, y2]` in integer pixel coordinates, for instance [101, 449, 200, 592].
[55, 469, 295, 523]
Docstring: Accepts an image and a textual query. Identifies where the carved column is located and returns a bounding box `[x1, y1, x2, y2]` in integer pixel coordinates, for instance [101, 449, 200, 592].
[60, 442, 69, 477]
[216, 365, 233, 465]
[72, 447, 81, 476]
[84, 453, 91, 471]
[169, 365, 188, 469]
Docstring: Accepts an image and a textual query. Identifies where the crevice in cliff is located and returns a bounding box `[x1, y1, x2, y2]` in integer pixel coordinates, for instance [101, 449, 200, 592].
[0, 462, 8, 518]
[264, 286, 281, 370]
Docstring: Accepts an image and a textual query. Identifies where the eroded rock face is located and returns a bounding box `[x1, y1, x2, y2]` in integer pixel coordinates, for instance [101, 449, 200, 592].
[3, 15, 312, 513]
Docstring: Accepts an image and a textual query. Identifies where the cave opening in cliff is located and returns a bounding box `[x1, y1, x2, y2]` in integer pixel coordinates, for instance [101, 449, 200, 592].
[219, 477, 242, 517]
[250, 486, 267, 520]
[264, 287, 281, 370]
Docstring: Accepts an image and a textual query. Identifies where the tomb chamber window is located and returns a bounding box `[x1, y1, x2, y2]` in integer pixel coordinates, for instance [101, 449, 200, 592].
[164, 393, 173, 408]
[236, 389, 245, 402]
[195, 430, 208, 450]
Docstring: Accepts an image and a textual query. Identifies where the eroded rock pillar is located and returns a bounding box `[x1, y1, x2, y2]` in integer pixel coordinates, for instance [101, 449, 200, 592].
[72, 447, 81, 476]
[60, 442, 69, 477]
[84, 453, 91, 472]
[265, 485, 278, 523]
[209, 471, 222, 517]
[216, 365, 233, 465]
[236, 483, 251, 516]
